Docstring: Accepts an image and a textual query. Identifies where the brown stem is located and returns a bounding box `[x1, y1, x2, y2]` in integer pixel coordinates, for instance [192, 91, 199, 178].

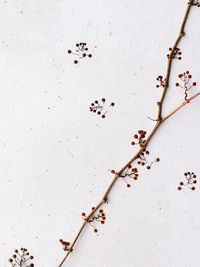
[162, 92, 200, 123]
[58, 2, 194, 266]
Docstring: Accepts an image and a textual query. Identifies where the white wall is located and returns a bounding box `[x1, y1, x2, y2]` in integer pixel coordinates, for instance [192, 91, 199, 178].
[0, 1, 200, 266]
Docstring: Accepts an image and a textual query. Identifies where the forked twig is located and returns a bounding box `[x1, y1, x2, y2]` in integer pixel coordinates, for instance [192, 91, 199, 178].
[58, 2, 199, 266]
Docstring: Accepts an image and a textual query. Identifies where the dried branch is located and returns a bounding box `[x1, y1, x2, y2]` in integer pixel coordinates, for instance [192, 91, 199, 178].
[58, 2, 199, 266]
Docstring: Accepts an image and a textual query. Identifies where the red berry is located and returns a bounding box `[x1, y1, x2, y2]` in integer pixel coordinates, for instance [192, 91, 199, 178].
[175, 83, 179, 87]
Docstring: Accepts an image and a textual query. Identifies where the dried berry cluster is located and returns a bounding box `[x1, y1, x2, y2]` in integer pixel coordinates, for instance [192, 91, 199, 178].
[9, 248, 34, 267]
[131, 130, 147, 147]
[59, 239, 72, 252]
[131, 130, 160, 170]
[178, 172, 197, 191]
[190, 0, 200, 7]
[89, 98, 115, 119]
[156, 75, 166, 88]
[82, 207, 106, 233]
[137, 149, 160, 170]
[110, 165, 139, 188]
[167, 47, 182, 60]
[67, 42, 92, 64]
[175, 71, 197, 100]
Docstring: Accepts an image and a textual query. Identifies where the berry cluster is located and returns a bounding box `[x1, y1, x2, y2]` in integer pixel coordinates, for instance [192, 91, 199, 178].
[82, 207, 106, 233]
[67, 42, 92, 64]
[178, 172, 197, 191]
[190, 0, 200, 7]
[131, 130, 147, 147]
[89, 98, 115, 119]
[137, 149, 160, 170]
[167, 47, 182, 60]
[59, 239, 72, 252]
[131, 130, 160, 169]
[9, 248, 34, 267]
[110, 165, 139, 188]
[156, 75, 166, 88]
[175, 71, 197, 100]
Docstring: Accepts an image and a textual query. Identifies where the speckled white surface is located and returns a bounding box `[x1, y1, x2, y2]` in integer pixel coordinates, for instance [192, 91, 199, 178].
[0, 1, 200, 267]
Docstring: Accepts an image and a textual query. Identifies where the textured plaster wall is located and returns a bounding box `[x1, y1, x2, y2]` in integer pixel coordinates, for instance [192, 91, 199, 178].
[0, 1, 200, 267]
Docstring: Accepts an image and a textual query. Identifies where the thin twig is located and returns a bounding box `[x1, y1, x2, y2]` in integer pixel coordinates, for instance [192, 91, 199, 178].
[162, 92, 200, 123]
[58, 2, 195, 266]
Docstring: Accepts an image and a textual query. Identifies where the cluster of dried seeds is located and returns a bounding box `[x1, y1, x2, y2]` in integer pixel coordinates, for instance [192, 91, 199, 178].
[89, 98, 115, 119]
[131, 130, 147, 147]
[110, 165, 139, 188]
[156, 75, 166, 88]
[9, 248, 34, 267]
[167, 47, 182, 60]
[175, 71, 197, 100]
[137, 149, 160, 170]
[178, 172, 197, 191]
[82, 207, 106, 233]
[67, 42, 92, 64]
[59, 239, 72, 252]
[131, 130, 160, 170]
[190, 0, 200, 7]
